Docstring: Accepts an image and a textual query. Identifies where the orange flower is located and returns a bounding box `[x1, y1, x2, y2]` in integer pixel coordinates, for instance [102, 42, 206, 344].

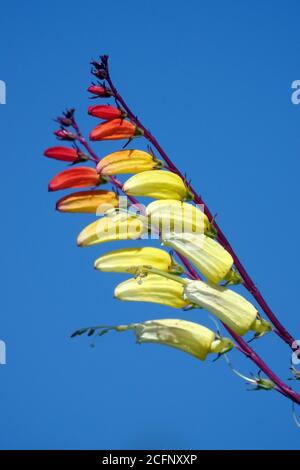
[56, 190, 119, 213]
[48, 167, 101, 191]
[90, 118, 143, 141]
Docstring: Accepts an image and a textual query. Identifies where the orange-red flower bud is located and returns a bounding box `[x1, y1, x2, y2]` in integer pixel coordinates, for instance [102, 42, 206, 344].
[87, 85, 112, 97]
[48, 167, 101, 192]
[44, 146, 85, 163]
[90, 119, 143, 141]
[54, 129, 76, 141]
[88, 105, 124, 120]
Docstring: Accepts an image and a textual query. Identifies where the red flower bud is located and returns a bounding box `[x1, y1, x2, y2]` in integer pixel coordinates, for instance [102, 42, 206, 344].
[88, 105, 124, 120]
[44, 147, 80, 163]
[48, 167, 100, 191]
[87, 85, 112, 97]
[90, 119, 143, 141]
[54, 129, 76, 141]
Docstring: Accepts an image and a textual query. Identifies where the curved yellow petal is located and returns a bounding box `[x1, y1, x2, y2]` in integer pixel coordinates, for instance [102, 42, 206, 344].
[114, 274, 188, 309]
[123, 170, 188, 200]
[184, 280, 271, 336]
[97, 149, 161, 175]
[162, 232, 234, 283]
[146, 200, 210, 237]
[77, 213, 146, 247]
[95, 246, 182, 273]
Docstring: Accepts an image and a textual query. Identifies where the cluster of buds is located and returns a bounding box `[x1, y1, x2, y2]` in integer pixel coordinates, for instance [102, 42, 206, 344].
[44, 56, 273, 366]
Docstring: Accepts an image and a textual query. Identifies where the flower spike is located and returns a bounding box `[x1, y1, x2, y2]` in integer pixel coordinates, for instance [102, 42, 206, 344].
[96, 149, 161, 175]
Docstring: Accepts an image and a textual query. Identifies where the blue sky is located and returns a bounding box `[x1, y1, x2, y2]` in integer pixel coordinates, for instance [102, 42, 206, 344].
[1, 0, 300, 449]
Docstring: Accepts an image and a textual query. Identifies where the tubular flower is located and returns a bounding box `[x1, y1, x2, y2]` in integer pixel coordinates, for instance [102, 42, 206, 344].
[44, 146, 86, 163]
[146, 200, 214, 238]
[90, 118, 143, 141]
[162, 232, 240, 284]
[114, 274, 189, 309]
[93, 319, 234, 361]
[87, 85, 112, 97]
[123, 170, 190, 201]
[184, 280, 272, 337]
[48, 167, 102, 192]
[88, 105, 124, 120]
[77, 213, 147, 247]
[56, 190, 119, 214]
[94, 247, 184, 274]
[96, 149, 161, 175]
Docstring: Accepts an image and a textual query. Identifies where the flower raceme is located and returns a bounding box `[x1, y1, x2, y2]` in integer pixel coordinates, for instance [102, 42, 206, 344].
[44, 146, 86, 163]
[96, 149, 161, 175]
[56, 190, 119, 214]
[94, 247, 184, 274]
[162, 232, 240, 284]
[90, 118, 143, 141]
[114, 274, 189, 309]
[123, 170, 190, 201]
[48, 167, 103, 191]
[87, 320, 234, 361]
[88, 105, 125, 120]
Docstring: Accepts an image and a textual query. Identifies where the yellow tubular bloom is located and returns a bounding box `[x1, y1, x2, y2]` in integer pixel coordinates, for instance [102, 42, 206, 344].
[184, 280, 272, 336]
[162, 232, 238, 284]
[77, 213, 147, 247]
[111, 319, 234, 361]
[123, 170, 189, 200]
[56, 190, 119, 214]
[114, 274, 189, 309]
[94, 247, 184, 274]
[96, 149, 161, 175]
[146, 200, 213, 238]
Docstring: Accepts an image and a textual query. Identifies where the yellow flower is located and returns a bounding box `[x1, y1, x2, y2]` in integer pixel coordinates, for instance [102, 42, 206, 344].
[123, 170, 190, 200]
[77, 213, 147, 247]
[146, 200, 214, 238]
[184, 280, 272, 336]
[114, 274, 189, 309]
[96, 149, 162, 175]
[99, 319, 234, 361]
[162, 232, 240, 284]
[94, 247, 183, 274]
[56, 190, 119, 214]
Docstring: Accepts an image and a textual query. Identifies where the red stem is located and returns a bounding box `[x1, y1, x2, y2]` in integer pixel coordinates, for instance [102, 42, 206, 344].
[105, 64, 294, 348]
